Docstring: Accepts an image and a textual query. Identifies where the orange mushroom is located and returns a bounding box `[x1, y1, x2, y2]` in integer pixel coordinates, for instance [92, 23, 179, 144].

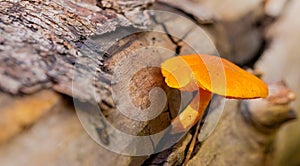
[161, 54, 268, 132]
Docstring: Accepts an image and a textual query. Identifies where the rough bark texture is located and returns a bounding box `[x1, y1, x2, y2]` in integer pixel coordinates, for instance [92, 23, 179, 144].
[0, 0, 132, 100]
[0, 0, 297, 165]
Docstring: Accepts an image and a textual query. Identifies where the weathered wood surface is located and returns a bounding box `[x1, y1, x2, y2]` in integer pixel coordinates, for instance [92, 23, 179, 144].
[0, 0, 202, 164]
[0, 0, 298, 165]
[0, 0, 136, 101]
[0, 0, 267, 100]
[0, 0, 216, 140]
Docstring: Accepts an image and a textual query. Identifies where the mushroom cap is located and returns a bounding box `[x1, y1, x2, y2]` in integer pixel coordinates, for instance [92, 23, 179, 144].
[161, 54, 268, 99]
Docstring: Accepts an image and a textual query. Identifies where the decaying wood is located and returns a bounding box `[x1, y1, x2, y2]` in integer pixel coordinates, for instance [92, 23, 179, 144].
[0, 0, 170, 164]
[0, 0, 269, 100]
[0, 0, 132, 100]
[0, 0, 172, 144]
[0, 0, 198, 163]
[97, 0, 154, 27]
[0, 0, 297, 165]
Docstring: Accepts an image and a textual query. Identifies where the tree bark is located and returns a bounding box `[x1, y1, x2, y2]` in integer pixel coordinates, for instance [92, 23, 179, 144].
[0, 0, 296, 165]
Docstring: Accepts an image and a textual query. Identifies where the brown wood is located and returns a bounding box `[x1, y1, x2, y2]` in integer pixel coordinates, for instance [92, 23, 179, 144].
[0, 0, 297, 165]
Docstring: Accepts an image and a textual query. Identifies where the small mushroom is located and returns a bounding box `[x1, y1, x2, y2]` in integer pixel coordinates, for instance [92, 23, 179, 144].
[161, 54, 269, 132]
